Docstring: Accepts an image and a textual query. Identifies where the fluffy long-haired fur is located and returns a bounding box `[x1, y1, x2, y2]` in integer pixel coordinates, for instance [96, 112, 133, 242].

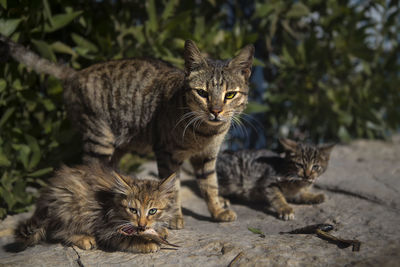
[1, 35, 255, 228]
[217, 139, 334, 220]
[14, 164, 177, 253]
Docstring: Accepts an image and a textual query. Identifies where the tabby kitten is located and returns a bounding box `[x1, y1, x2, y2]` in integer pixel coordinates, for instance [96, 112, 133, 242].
[1, 35, 254, 228]
[15, 164, 176, 253]
[217, 139, 334, 220]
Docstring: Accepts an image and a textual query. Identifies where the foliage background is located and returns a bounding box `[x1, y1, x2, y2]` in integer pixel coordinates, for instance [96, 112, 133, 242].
[0, 0, 399, 218]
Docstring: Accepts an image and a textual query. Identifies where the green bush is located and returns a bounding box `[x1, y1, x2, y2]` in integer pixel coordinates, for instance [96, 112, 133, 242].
[0, 0, 399, 217]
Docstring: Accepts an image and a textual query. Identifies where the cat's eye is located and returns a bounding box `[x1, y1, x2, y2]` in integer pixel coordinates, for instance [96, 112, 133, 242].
[196, 89, 209, 98]
[312, 165, 320, 171]
[148, 208, 157, 215]
[225, 92, 237, 99]
[129, 207, 137, 214]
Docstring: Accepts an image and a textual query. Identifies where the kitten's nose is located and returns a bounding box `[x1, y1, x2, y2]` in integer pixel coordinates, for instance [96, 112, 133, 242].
[137, 224, 146, 232]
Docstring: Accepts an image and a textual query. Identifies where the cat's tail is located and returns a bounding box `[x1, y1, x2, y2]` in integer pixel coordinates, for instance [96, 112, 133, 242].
[0, 34, 76, 80]
[13, 212, 47, 251]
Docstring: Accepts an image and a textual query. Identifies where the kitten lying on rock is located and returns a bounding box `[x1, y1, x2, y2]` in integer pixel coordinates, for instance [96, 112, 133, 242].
[14, 164, 177, 253]
[217, 139, 334, 220]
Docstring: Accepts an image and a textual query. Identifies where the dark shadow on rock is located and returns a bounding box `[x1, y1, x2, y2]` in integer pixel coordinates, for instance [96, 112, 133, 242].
[225, 197, 281, 220]
[181, 180, 202, 197]
[181, 207, 214, 222]
[3, 242, 27, 253]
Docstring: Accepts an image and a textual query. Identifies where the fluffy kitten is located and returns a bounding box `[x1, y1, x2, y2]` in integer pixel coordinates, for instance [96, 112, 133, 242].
[1, 36, 254, 228]
[217, 139, 334, 220]
[14, 164, 176, 253]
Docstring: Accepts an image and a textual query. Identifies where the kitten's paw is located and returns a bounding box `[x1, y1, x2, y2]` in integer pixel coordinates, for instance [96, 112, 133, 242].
[72, 235, 96, 250]
[135, 241, 160, 253]
[157, 227, 169, 239]
[313, 194, 325, 204]
[214, 209, 237, 222]
[169, 215, 184, 230]
[219, 196, 231, 208]
[277, 206, 294, 221]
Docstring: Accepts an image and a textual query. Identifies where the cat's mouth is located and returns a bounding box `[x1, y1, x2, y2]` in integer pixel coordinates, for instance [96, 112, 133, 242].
[118, 225, 146, 236]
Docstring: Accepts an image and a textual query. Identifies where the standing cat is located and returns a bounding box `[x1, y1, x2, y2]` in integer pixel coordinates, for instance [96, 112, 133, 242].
[217, 139, 334, 220]
[0, 35, 254, 228]
[14, 164, 176, 253]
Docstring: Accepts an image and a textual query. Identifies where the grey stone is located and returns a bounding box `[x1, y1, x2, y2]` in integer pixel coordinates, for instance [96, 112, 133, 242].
[1, 136, 400, 266]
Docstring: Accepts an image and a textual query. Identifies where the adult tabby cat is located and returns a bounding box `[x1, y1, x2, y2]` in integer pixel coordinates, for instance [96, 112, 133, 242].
[0, 35, 254, 228]
[14, 164, 177, 253]
[217, 139, 334, 220]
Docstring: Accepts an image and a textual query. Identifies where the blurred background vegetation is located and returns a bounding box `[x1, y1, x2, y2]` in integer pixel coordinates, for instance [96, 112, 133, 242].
[0, 0, 399, 218]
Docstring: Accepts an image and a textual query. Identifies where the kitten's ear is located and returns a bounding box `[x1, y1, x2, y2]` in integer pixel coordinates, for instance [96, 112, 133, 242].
[319, 143, 335, 159]
[227, 44, 255, 80]
[159, 173, 177, 195]
[113, 171, 131, 194]
[279, 138, 298, 152]
[184, 40, 208, 75]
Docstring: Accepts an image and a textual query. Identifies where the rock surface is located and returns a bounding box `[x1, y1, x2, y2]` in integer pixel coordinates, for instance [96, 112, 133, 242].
[1, 137, 400, 266]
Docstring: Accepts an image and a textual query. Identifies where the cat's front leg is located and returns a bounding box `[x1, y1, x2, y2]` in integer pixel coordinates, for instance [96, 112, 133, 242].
[292, 189, 325, 204]
[155, 149, 184, 230]
[190, 155, 237, 222]
[67, 234, 96, 250]
[266, 186, 295, 221]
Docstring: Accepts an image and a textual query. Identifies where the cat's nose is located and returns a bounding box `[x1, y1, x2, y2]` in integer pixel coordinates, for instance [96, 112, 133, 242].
[137, 225, 146, 232]
[209, 107, 222, 116]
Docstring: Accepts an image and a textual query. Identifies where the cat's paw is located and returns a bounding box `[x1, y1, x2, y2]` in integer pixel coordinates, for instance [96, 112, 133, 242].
[135, 241, 160, 253]
[312, 193, 325, 204]
[72, 235, 96, 250]
[214, 209, 237, 222]
[168, 215, 184, 230]
[157, 227, 169, 239]
[219, 196, 231, 208]
[277, 206, 294, 221]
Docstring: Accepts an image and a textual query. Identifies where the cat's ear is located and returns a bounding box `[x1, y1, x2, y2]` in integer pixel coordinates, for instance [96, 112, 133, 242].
[113, 171, 131, 194]
[158, 173, 177, 195]
[279, 138, 298, 152]
[319, 143, 335, 159]
[184, 40, 208, 75]
[227, 44, 255, 80]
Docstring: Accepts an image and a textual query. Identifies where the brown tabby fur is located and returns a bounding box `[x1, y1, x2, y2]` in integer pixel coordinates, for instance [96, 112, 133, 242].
[217, 139, 334, 220]
[14, 164, 177, 253]
[0, 35, 255, 227]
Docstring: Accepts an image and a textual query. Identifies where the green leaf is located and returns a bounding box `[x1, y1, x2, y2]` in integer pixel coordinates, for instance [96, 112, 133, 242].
[286, 2, 310, 18]
[71, 33, 98, 53]
[28, 167, 53, 177]
[42, 0, 54, 26]
[248, 227, 265, 237]
[161, 0, 178, 21]
[51, 41, 77, 58]
[146, 0, 158, 32]
[0, 79, 6, 92]
[0, 18, 22, 36]
[44, 11, 83, 33]
[31, 39, 56, 62]
[24, 134, 41, 170]
[245, 102, 269, 113]
[0, 107, 15, 128]
[0, 0, 7, 9]
[0, 152, 11, 167]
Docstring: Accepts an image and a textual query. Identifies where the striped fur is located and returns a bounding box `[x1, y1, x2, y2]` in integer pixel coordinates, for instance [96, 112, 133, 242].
[217, 139, 334, 220]
[1, 36, 255, 227]
[15, 164, 177, 253]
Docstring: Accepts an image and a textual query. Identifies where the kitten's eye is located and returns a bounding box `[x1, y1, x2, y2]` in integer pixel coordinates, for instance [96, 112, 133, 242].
[196, 89, 209, 98]
[312, 165, 320, 171]
[129, 208, 137, 214]
[295, 163, 303, 168]
[225, 92, 237, 99]
[148, 208, 157, 215]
